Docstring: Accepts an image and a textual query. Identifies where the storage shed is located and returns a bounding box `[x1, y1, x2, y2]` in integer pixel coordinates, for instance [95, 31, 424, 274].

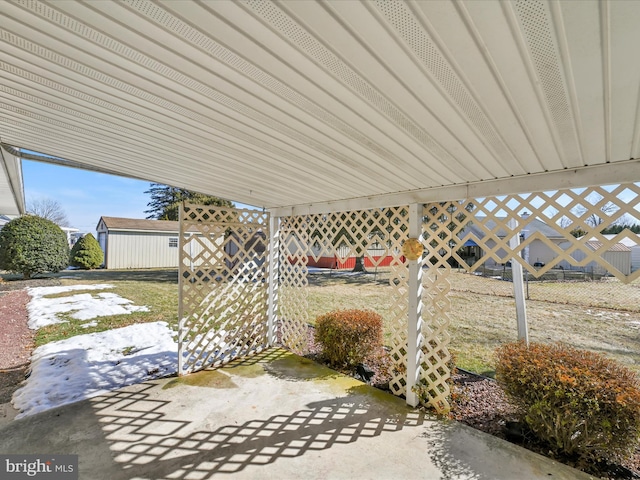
[96, 216, 181, 269]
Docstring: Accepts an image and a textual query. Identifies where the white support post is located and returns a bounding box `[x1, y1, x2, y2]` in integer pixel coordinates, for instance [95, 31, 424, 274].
[267, 214, 280, 347]
[406, 203, 424, 407]
[177, 203, 185, 376]
[507, 218, 529, 344]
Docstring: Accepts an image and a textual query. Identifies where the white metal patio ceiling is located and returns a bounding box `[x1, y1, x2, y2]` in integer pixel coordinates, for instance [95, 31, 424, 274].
[1, 0, 639, 216]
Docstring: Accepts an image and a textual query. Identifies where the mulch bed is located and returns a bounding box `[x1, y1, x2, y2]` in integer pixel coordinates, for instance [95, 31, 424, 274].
[0, 289, 35, 406]
[0, 277, 60, 410]
[450, 369, 640, 479]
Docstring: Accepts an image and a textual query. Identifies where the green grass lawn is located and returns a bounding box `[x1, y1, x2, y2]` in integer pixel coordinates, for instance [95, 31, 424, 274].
[23, 268, 640, 377]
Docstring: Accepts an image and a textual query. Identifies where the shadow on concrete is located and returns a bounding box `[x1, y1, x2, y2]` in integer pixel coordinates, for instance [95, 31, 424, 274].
[0, 348, 590, 479]
[91, 384, 426, 478]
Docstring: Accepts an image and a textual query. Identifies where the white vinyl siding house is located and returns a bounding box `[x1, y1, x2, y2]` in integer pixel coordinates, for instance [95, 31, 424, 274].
[96, 217, 183, 269]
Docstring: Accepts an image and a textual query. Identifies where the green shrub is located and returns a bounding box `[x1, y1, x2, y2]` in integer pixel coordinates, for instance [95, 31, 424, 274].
[70, 233, 103, 269]
[496, 341, 640, 465]
[0, 215, 69, 279]
[314, 309, 383, 369]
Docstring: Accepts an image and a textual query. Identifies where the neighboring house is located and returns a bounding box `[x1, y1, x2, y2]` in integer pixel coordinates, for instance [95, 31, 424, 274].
[459, 216, 638, 274]
[70, 232, 84, 245]
[60, 226, 80, 247]
[458, 216, 566, 267]
[97, 217, 183, 269]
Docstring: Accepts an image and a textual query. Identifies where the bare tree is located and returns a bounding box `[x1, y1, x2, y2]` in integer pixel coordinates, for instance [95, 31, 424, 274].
[26, 197, 70, 227]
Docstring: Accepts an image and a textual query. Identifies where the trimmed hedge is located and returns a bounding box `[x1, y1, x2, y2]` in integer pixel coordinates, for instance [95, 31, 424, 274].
[0, 215, 69, 279]
[314, 309, 383, 369]
[496, 341, 640, 464]
[70, 233, 103, 269]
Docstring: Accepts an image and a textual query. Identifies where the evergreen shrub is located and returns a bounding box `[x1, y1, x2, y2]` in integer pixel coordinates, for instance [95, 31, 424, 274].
[496, 341, 640, 465]
[315, 309, 383, 369]
[0, 215, 69, 278]
[70, 233, 103, 269]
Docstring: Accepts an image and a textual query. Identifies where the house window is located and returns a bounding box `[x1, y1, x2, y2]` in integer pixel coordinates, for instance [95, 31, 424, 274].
[169, 237, 178, 248]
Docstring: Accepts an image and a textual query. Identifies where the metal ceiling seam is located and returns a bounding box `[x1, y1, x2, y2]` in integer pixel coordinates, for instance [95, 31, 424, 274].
[0, 57, 377, 185]
[1, 134, 360, 208]
[121, 0, 448, 187]
[547, 1, 588, 167]
[0, 88, 337, 196]
[452, 0, 547, 173]
[316, 0, 495, 182]
[239, 0, 466, 185]
[132, 2, 458, 186]
[598, 0, 612, 164]
[0, 122, 343, 205]
[499, 1, 568, 169]
[0, 79, 258, 162]
[394, 0, 527, 177]
[0, 43, 382, 194]
[5, 10, 340, 169]
[320, 0, 496, 182]
[1, 134, 297, 207]
[176, 0, 457, 185]
[513, 0, 582, 168]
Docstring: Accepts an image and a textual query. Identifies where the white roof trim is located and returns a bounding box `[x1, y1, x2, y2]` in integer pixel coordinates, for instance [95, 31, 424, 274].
[0, 145, 25, 215]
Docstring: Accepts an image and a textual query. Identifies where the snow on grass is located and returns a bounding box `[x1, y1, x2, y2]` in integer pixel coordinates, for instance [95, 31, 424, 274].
[27, 284, 149, 329]
[12, 321, 178, 419]
[13, 284, 173, 419]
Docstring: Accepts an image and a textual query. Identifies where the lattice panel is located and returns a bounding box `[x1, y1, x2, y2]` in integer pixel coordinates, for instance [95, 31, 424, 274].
[277, 216, 309, 355]
[426, 183, 640, 283]
[279, 207, 410, 396]
[179, 204, 270, 374]
[305, 210, 406, 267]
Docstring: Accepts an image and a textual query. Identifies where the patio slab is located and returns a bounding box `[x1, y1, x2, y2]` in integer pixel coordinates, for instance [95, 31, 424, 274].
[0, 348, 593, 479]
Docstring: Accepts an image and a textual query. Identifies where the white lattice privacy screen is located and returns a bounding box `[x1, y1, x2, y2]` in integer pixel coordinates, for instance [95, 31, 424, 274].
[278, 208, 411, 393]
[415, 182, 640, 411]
[177, 183, 639, 410]
[429, 183, 640, 283]
[179, 205, 270, 374]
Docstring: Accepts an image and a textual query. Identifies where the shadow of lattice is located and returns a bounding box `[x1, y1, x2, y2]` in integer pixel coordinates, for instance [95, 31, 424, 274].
[90, 364, 426, 478]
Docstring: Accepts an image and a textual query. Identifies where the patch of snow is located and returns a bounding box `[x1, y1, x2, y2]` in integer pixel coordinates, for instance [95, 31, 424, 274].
[27, 284, 149, 329]
[12, 322, 178, 419]
[81, 321, 98, 329]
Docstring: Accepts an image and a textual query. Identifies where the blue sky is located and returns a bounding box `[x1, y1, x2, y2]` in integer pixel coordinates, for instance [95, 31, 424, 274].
[22, 160, 249, 234]
[23, 160, 152, 234]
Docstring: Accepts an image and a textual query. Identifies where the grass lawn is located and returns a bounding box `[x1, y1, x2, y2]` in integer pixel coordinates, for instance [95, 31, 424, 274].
[23, 267, 640, 377]
[307, 270, 640, 377]
[32, 269, 179, 346]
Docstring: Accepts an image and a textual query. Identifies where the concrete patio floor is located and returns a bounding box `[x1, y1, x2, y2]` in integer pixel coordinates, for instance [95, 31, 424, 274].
[0, 348, 592, 479]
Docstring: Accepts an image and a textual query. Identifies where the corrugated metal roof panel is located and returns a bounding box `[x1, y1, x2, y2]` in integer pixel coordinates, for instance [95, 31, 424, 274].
[0, 0, 639, 213]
